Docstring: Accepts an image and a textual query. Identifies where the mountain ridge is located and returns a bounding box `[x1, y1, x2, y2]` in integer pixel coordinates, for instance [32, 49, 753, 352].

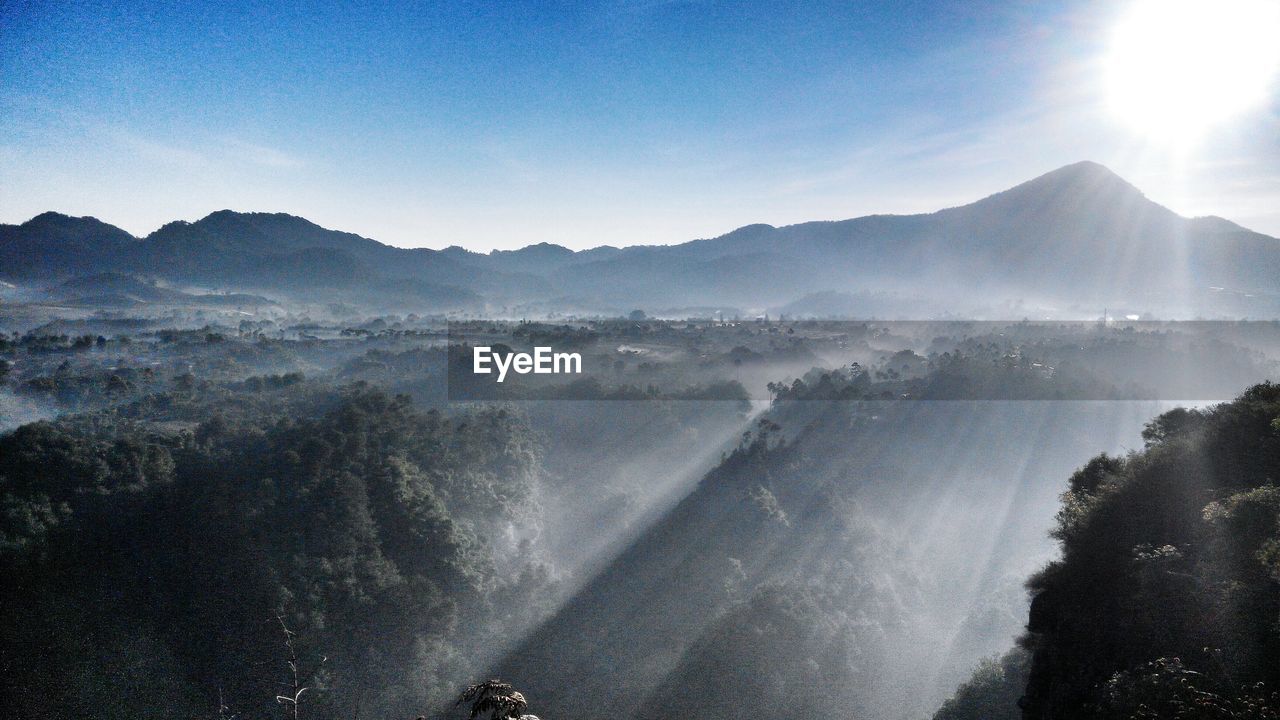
[0, 161, 1203, 255]
[3, 162, 1278, 316]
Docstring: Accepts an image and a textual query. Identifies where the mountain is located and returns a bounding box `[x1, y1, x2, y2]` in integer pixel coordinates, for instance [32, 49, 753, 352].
[3, 162, 1277, 316]
[0, 211, 500, 310]
[537, 161, 1280, 313]
[0, 212, 138, 279]
[130, 211, 513, 307]
[50, 272, 274, 309]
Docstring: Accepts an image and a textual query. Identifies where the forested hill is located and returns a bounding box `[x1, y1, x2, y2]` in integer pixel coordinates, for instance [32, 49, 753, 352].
[935, 383, 1280, 719]
[4, 162, 1280, 315]
[2, 319, 1278, 718]
[489, 397, 1169, 720]
[0, 388, 557, 719]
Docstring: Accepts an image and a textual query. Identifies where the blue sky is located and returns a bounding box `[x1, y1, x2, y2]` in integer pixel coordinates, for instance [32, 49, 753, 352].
[2, 0, 1278, 250]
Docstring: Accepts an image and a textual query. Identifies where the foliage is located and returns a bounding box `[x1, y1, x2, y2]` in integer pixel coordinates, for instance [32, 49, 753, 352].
[0, 386, 555, 719]
[1102, 657, 1280, 720]
[456, 680, 531, 720]
[933, 648, 1030, 720]
[1017, 383, 1280, 718]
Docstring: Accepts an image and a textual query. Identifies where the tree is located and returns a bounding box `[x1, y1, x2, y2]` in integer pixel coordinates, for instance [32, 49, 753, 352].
[455, 680, 537, 720]
[933, 649, 1029, 720]
[274, 615, 324, 720]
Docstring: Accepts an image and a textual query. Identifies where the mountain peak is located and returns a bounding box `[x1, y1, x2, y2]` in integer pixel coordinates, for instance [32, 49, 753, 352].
[495, 242, 574, 258]
[194, 209, 313, 228]
[19, 212, 137, 241]
[1052, 159, 1114, 175]
[1038, 160, 1134, 187]
[955, 160, 1155, 220]
[25, 210, 76, 225]
[145, 210, 385, 256]
[1023, 160, 1142, 195]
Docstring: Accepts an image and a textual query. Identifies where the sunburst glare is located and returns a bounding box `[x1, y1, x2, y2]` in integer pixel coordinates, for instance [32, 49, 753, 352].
[1104, 0, 1280, 141]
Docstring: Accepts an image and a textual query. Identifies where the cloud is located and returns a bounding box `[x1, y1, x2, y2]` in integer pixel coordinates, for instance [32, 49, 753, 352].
[108, 128, 307, 171]
[220, 137, 308, 169]
[112, 130, 208, 167]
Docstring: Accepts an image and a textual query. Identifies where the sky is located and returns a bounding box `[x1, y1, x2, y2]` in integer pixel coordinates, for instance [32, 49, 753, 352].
[2, 0, 1279, 251]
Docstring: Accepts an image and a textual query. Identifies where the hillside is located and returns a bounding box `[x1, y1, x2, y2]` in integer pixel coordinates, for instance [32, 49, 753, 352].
[488, 397, 1170, 720]
[2, 314, 1277, 719]
[49, 272, 273, 309]
[934, 384, 1280, 719]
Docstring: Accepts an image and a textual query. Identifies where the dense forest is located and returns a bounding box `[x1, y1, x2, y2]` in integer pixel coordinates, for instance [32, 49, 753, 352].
[490, 397, 1175, 720]
[0, 387, 557, 718]
[1, 317, 1278, 719]
[935, 384, 1280, 719]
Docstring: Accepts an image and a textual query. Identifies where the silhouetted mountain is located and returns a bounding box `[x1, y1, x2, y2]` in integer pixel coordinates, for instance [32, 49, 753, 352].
[130, 211, 501, 305]
[541, 161, 1279, 313]
[0, 212, 138, 280]
[3, 163, 1278, 316]
[0, 211, 495, 310]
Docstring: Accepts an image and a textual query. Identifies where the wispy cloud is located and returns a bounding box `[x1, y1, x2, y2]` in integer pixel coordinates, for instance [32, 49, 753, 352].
[111, 130, 208, 167]
[107, 127, 307, 171]
[220, 137, 308, 169]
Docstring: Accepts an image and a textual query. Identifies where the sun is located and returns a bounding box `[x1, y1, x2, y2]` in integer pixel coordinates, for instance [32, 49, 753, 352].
[1104, 0, 1280, 141]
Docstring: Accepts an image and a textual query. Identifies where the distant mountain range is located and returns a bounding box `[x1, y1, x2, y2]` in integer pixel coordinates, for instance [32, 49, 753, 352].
[3, 161, 1278, 317]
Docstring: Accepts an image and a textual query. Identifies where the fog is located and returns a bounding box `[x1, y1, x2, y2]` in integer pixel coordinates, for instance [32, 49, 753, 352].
[480, 399, 1174, 720]
[2, 300, 1277, 719]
